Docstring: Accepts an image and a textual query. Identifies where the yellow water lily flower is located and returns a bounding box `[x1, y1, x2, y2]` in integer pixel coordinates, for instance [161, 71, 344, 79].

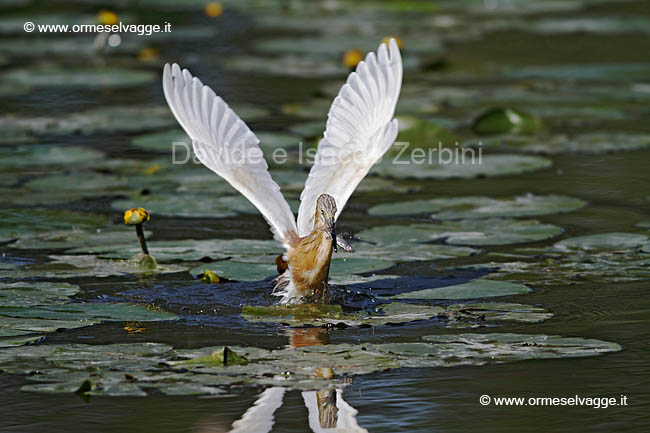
[124, 207, 150, 225]
[97, 9, 118, 26]
[204, 2, 223, 18]
[343, 49, 362, 68]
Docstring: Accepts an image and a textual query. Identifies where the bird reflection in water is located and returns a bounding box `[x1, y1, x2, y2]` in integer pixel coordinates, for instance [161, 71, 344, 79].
[194, 327, 367, 433]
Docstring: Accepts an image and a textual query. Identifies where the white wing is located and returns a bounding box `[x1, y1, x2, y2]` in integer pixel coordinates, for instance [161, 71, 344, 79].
[296, 39, 402, 236]
[163, 63, 298, 246]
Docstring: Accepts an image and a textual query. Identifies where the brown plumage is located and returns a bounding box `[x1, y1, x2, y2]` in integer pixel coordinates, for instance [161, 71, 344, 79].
[276, 194, 338, 303]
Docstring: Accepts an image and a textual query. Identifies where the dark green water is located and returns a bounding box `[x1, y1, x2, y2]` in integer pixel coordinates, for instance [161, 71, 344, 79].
[1, 0, 650, 431]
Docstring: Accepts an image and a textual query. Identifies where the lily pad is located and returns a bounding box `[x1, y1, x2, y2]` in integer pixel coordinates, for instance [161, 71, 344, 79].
[224, 55, 347, 78]
[111, 193, 257, 218]
[491, 133, 650, 155]
[0, 106, 176, 136]
[0, 282, 80, 307]
[72, 238, 281, 263]
[242, 302, 446, 327]
[472, 107, 541, 135]
[368, 194, 586, 218]
[371, 154, 552, 179]
[0, 316, 101, 338]
[0, 208, 109, 243]
[4, 67, 155, 89]
[0, 334, 620, 395]
[190, 261, 278, 282]
[554, 233, 649, 251]
[0, 145, 104, 168]
[391, 279, 531, 300]
[37, 255, 188, 278]
[0, 303, 177, 322]
[357, 218, 563, 247]
[505, 63, 650, 82]
[445, 302, 553, 325]
[0, 335, 45, 348]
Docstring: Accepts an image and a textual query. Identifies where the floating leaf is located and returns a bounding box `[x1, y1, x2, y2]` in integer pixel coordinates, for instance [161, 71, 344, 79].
[371, 154, 552, 179]
[554, 233, 648, 251]
[4, 66, 155, 89]
[368, 194, 586, 218]
[391, 279, 530, 300]
[0, 145, 104, 168]
[358, 218, 563, 247]
[0, 208, 109, 243]
[472, 107, 541, 135]
[242, 302, 445, 327]
[71, 238, 280, 263]
[0, 334, 620, 395]
[0, 303, 177, 322]
[0, 282, 79, 307]
[490, 133, 650, 155]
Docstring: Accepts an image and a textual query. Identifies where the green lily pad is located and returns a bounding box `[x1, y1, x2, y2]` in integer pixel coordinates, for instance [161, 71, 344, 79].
[368, 194, 586, 218]
[0, 335, 45, 348]
[11, 227, 149, 250]
[33, 255, 187, 278]
[0, 334, 620, 395]
[255, 35, 441, 58]
[0, 37, 140, 57]
[342, 240, 478, 262]
[190, 261, 278, 282]
[242, 302, 446, 327]
[0, 282, 80, 307]
[0, 303, 177, 322]
[555, 233, 649, 251]
[0, 106, 176, 136]
[358, 218, 563, 247]
[472, 107, 542, 135]
[71, 238, 280, 263]
[111, 193, 256, 218]
[371, 154, 552, 179]
[391, 279, 531, 300]
[0, 208, 109, 243]
[288, 121, 325, 138]
[491, 133, 650, 155]
[0, 316, 102, 338]
[506, 63, 650, 82]
[26, 172, 128, 192]
[0, 145, 104, 168]
[224, 55, 347, 78]
[257, 131, 303, 150]
[445, 302, 553, 326]
[4, 66, 155, 88]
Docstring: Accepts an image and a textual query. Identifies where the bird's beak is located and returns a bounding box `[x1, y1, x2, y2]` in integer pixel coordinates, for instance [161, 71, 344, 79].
[330, 222, 337, 252]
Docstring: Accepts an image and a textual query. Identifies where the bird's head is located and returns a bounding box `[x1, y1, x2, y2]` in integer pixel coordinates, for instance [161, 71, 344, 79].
[315, 194, 338, 250]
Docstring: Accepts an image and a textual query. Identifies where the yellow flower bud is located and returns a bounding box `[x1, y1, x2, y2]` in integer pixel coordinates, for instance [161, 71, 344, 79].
[124, 207, 150, 225]
[97, 10, 119, 26]
[381, 36, 403, 49]
[203, 270, 220, 283]
[138, 47, 159, 62]
[343, 49, 362, 68]
[204, 2, 223, 18]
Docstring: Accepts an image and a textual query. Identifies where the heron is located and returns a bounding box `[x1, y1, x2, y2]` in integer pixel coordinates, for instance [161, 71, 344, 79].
[162, 39, 402, 304]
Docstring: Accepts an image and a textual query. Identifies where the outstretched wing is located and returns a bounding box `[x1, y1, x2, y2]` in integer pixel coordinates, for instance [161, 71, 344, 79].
[162, 64, 298, 246]
[296, 39, 402, 236]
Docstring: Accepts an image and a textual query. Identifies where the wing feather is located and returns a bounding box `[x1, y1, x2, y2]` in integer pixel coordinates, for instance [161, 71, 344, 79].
[296, 39, 402, 236]
[162, 64, 298, 246]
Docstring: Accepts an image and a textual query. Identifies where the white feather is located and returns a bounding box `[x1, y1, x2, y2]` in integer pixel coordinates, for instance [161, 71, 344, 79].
[296, 39, 403, 236]
[162, 64, 298, 247]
